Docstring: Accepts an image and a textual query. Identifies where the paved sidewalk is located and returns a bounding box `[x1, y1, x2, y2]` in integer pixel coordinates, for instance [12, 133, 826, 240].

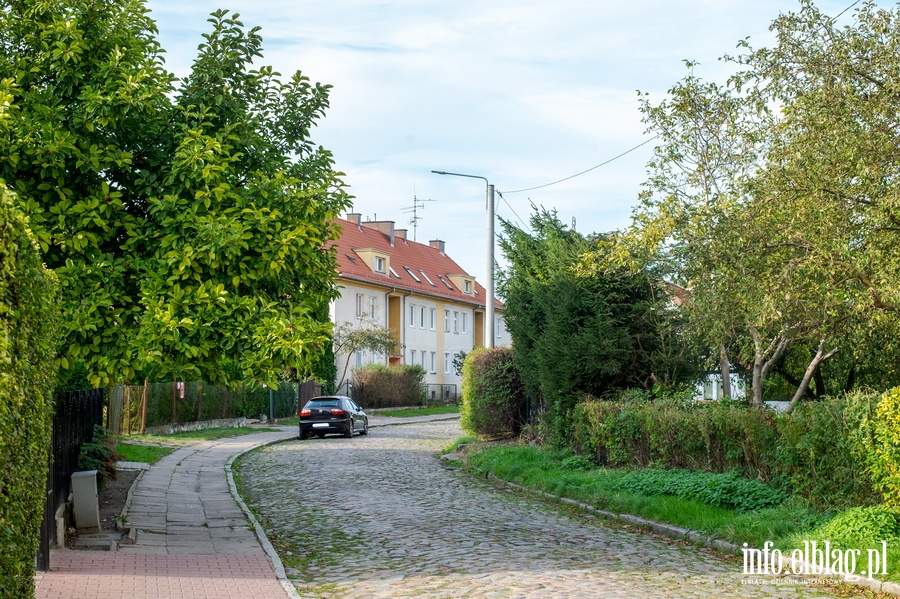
[34, 413, 459, 599]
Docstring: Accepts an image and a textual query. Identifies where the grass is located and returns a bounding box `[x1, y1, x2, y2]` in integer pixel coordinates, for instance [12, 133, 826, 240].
[464, 443, 827, 550]
[370, 406, 459, 417]
[116, 443, 174, 464]
[121, 426, 281, 445]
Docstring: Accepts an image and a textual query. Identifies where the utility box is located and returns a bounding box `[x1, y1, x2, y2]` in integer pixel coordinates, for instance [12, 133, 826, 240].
[71, 470, 101, 532]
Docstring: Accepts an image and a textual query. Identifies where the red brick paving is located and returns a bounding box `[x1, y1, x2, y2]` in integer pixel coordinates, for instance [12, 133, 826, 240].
[35, 549, 290, 598]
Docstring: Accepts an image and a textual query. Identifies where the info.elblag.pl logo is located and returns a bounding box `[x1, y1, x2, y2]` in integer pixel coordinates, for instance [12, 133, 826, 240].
[743, 540, 889, 582]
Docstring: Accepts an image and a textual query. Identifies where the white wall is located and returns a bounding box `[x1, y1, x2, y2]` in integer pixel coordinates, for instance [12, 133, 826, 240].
[331, 283, 389, 388]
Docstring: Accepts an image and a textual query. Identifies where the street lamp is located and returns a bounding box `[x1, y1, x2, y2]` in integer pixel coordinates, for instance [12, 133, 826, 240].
[431, 170, 495, 349]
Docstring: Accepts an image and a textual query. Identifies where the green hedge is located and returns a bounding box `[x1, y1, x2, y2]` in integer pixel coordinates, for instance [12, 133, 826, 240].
[460, 347, 527, 438]
[351, 364, 425, 408]
[571, 392, 882, 509]
[0, 188, 60, 598]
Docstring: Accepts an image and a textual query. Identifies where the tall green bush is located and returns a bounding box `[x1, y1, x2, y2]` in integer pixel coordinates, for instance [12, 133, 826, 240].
[460, 347, 526, 438]
[0, 188, 60, 598]
[498, 210, 699, 445]
[865, 386, 900, 508]
[351, 364, 425, 408]
[775, 392, 877, 509]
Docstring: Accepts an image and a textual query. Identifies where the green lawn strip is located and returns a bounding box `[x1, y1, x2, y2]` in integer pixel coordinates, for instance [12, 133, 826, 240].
[370, 406, 459, 417]
[464, 443, 825, 551]
[278, 417, 299, 426]
[116, 443, 174, 464]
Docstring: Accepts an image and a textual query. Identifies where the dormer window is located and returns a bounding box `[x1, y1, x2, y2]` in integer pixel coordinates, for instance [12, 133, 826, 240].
[353, 248, 390, 275]
[464, 280, 472, 294]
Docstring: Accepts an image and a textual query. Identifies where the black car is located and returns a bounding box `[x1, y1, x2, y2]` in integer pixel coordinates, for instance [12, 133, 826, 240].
[299, 396, 368, 439]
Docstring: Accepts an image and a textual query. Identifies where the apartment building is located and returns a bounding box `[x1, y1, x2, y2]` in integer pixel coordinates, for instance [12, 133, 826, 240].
[330, 213, 508, 393]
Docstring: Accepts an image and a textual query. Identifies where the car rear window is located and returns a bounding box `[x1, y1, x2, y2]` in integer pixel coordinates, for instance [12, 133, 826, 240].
[307, 400, 340, 408]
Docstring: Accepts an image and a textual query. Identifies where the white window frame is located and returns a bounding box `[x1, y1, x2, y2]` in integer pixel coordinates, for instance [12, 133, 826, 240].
[369, 296, 377, 321]
[430, 308, 436, 330]
[444, 310, 450, 332]
[409, 304, 415, 328]
[453, 311, 459, 334]
[420, 306, 426, 329]
[374, 256, 386, 273]
[444, 352, 451, 375]
[430, 352, 436, 373]
[355, 293, 364, 317]
[462, 312, 467, 334]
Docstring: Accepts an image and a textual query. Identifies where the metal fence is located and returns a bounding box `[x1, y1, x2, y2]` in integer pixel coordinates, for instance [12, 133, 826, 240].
[107, 381, 302, 435]
[38, 388, 106, 571]
[424, 384, 458, 404]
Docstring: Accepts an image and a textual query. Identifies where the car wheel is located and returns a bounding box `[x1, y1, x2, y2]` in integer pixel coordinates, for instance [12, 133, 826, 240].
[343, 421, 353, 438]
[316, 432, 326, 438]
[299, 430, 308, 440]
[359, 418, 368, 435]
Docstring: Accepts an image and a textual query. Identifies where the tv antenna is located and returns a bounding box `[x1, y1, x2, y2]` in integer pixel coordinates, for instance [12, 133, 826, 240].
[401, 195, 435, 241]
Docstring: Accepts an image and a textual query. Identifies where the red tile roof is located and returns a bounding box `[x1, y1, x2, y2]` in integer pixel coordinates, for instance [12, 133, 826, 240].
[331, 218, 503, 309]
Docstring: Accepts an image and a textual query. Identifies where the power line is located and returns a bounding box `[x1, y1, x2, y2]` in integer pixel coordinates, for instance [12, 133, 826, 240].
[496, 191, 530, 231]
[501, 135, 659, 194]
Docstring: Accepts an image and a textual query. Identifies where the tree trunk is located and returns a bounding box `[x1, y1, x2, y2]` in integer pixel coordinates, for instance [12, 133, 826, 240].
[784, 340, 838, 414]
[750, 328, 788, 407]
[719, 344, 731, 399]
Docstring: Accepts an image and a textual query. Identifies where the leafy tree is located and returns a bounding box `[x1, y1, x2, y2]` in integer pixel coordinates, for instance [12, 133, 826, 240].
[0, 2, 350, 388]
[626, 67, 852, 407]
[498, 209, 688, 442]
[332, 321, 398, 388]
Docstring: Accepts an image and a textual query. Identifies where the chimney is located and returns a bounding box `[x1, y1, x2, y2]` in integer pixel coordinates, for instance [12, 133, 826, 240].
[429, 239, 445, 253]
[395, 229, 407, 241]
[362, 220, 395, 245]
[346, 212, 362, 225]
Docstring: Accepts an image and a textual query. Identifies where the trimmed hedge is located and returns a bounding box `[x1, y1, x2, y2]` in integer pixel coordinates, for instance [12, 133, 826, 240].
[0, 188, 60, 598]
[571, 398, 778, 478]
[351, 364, 425, 408]
[460, 347, 526, 438]
[571, 392, 881, 509]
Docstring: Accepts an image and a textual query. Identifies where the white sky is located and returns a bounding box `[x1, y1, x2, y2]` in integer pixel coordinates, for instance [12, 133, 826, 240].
[146, 0, 854, 283]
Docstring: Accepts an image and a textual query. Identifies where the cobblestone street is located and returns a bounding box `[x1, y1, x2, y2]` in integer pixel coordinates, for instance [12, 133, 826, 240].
[236, 420, 866, 599]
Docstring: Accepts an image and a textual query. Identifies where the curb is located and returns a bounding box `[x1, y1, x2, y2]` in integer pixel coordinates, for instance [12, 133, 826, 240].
[118, 467, 147, 533]
[481, 471, 900, 596]
[225, 433, 303, 599]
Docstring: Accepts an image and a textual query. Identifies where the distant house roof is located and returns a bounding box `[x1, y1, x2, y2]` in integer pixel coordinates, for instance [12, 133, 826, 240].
[331, 216, 503, 310]
[663, 281, 689, 307]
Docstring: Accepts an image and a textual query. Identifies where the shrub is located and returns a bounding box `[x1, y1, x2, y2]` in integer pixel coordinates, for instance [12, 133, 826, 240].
[460, 347, 526, 438]
[864, 386, 900, 508]
[615, 468, 787, 512]
[813, 506, 900, 547]
[571, 390, 882, 509]
[572, 396, 777, 478]
[0, 188, 60, 598]
[77, 425, 120, 490]
[352, 364, 425, 408]
[774, 392, 878, 509]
